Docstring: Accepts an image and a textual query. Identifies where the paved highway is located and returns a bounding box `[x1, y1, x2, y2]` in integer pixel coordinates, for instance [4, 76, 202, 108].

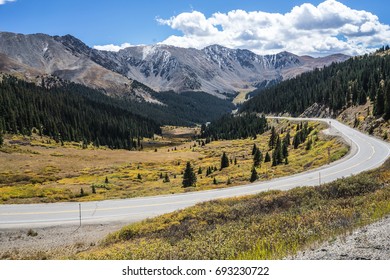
[1, 118, 389, 229]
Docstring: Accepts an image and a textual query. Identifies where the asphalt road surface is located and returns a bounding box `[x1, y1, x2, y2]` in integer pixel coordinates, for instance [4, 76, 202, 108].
[1, 118, 389, 229]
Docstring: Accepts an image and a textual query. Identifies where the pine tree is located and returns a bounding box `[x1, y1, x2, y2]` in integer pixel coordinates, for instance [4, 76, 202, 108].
[137, 173, 142, 180]
[252, 143, 258, 155]
[282, 142, 289, 159]
[272, 151, 277, 167]
[182, 162, 197, 188]
[198, 167, 202, 174]
[250, 166, 258, 182]
[91, 185, 96, 194]
[264, 152, 271, 163]
[220, 152, 229, 170]
[385, 82, 390, 120]
[253, 148, 263, 167]
[213, 177, 217, 184]
[234, 157, 237, 165]
[269, 126, 277, 149]
[164, 173, 170, 183]
[274, 136, 283, 165]
[0, 130, 3, 147]
[293, 132, 301, 149]
[374, 88, 385, 116]
[284, 132, 291, 146]
[105, 176, 109, 184]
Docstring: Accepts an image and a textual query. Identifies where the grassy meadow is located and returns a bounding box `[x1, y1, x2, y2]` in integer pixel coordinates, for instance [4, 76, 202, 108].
[75, 159, 390, 260]
[0, 120, 347, 204]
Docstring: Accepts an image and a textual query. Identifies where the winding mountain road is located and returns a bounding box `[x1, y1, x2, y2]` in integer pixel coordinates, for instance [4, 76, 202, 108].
[1, 118, 389, 229]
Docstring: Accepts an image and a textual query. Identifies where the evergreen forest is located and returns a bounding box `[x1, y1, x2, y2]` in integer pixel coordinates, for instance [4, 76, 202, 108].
[201, 113, 268, 140]
[241, 51, 390, 119]
[0, 75, 161, 149]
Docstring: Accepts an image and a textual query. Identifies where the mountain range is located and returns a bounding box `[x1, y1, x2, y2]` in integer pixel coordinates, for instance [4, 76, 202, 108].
[0, 31, 349, 101]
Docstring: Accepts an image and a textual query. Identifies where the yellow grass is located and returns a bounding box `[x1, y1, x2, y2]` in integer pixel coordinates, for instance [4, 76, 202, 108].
[75, 160, 390, 260]
[0, 120, 348, 203]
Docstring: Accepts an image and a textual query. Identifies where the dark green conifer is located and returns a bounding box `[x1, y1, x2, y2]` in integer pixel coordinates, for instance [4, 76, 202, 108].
[253, 148, 263, 167]
[220, 152, 229, 170]
[182, 162, 197, 188]
[252, 143, 257, 155]
[250, 166, 258, 182]
[264, 152, 271, 163]
[269, 127, 277, 149]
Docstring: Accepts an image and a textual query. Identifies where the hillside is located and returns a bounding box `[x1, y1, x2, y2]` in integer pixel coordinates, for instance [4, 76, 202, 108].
[0, 75, 160, 149]
[241, 50, 390, 125]
[74, 160, 390, 260]
[0, 32, 160, 103]
[0, 32, 349, 99]
[93, 44, 348, 96]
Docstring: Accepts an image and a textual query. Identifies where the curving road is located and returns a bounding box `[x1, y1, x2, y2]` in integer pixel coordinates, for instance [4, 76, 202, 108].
[1, 118, 389, 229]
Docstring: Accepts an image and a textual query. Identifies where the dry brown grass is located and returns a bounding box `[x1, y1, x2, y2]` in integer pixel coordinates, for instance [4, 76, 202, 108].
[0, 120, 347, 204]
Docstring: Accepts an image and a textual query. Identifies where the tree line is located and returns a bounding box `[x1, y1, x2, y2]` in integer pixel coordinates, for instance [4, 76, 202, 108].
[0, 75, 161, 149]
[201, 113, 268, 140]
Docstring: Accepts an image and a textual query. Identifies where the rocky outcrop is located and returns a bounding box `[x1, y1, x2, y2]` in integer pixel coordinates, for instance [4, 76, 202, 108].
[300, 103, 334, 118]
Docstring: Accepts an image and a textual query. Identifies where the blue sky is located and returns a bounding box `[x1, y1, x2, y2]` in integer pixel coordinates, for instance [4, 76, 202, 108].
[0, 0, 389, 56]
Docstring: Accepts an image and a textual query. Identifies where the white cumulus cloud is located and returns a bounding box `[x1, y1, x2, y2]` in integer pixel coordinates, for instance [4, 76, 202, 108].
[0, 0, 16, 5]
[157, 11, 219, 37]
[93, 43, 135, 52]
[157, 0, 390, 56]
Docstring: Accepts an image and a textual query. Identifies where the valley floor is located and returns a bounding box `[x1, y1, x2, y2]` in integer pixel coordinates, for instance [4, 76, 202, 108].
[0, 120, 347, 204]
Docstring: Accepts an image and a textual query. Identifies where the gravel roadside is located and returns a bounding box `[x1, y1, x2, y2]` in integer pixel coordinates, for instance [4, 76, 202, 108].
[0, 222, 126, 259]
[289, 215, 390, 260]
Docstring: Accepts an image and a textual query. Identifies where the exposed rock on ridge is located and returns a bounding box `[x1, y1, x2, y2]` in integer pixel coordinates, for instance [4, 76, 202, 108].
[0, 32, 350, 100]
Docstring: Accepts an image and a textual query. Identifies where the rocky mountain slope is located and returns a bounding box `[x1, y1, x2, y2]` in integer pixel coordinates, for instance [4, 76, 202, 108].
[0, 32, 160, 103]
[92, 43, 349, 96]
[0, 32, 349, 99]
